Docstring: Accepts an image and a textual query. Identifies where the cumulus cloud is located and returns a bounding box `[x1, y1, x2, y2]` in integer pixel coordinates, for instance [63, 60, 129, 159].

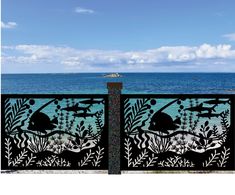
[223, 33, 235, 41]
[75, 7, 94, 14]
[1, 21, 17, 29]
[2, 44, 235, 73]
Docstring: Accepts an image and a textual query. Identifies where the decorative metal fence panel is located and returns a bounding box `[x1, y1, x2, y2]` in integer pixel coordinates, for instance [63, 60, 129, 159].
[1, 95, 108, 170]
[121, 95, 235, 170]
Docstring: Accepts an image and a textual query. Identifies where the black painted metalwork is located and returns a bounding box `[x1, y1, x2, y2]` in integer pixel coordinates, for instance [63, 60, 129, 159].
[121, 95, 235, 170]
[1, 95, 108, 170]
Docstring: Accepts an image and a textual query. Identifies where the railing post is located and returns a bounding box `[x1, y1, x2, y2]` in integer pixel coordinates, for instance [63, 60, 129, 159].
[107, 82, 122, 174]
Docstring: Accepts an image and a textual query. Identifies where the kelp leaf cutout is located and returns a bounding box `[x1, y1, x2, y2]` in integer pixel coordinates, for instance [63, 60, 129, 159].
[124, 138, 133, 167]
[221, 110, 230, 133]
[145, 154, 158, 167]
[132, 149, 148, 167]
[217, 147, 230, 167]
[95, 110, 104, 132]
[11, 149, 28, 167]
[5, 138, 12, 166]
[5, 98, 29, 135]
[203, 147, 231, 168]
[124, 98, 150, 134]
[158, 156, 194, 167]
[5, 138, 37, 167]
[202, 150, 220, 167]
[78, 149, 95, 167]
[36, 155, 71, 167]
[25, 153, 37, 167]
[92, 146, 105, 167]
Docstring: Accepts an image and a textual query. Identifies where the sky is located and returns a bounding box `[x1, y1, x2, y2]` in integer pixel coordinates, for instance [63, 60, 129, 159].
[1, 0, 235, 73]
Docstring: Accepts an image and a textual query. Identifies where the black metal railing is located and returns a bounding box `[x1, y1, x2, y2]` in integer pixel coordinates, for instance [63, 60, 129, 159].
[1, 95, 108, 170]
[121, 95, 234, 170]
[1, 84, 235, 173]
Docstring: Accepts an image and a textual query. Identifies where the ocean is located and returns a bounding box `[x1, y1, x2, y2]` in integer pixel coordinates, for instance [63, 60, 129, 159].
[2, 73, 233, 169]
[2, 73, 235, 94]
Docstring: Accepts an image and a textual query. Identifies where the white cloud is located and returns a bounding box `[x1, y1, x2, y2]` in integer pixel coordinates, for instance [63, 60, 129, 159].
[2, 44, 235, 73]
[1, 21, 17, 29]
[223, 33, 235, 41]
[75, 7, 94, 14]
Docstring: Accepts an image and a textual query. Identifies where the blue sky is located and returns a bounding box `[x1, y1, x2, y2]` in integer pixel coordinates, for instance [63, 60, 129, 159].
[1, 0, 235, 73]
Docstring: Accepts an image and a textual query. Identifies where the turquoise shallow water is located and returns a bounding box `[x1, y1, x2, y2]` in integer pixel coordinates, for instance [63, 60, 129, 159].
[2, 73, 235, 94]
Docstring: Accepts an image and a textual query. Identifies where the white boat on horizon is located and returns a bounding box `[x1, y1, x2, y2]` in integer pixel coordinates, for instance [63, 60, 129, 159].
[103, 73, 122, 78]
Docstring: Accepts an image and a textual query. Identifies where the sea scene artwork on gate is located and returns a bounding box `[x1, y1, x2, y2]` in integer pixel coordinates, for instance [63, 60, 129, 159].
[2, 96, 108, 170]
[122, 96, 234, 170]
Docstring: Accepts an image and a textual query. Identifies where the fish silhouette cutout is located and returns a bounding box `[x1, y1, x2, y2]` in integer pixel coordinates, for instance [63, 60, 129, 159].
[185, 103, 216, 113]
[197, 112, 222, 119]
[203, 98, 230, 105]
[149, 112, 181, 134]
[28, 99, 58, 133]
[148, 99, 181, 134]
[73, 112, 98, 119]
[79, 98, 104, 105]
[61, 103, 91, 113]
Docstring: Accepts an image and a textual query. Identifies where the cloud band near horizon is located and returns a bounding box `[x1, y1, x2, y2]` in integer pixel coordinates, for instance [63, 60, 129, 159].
[2, 44, 235, 73]
[1, 21, 17, 29]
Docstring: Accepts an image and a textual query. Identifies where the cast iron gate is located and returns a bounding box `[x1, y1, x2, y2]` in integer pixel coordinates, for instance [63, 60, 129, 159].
[1, 95, 108, 170]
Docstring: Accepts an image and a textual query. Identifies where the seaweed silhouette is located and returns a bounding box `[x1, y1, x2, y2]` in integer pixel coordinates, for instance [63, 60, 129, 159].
[4, 138, 36, 167]
[202, 150, 220, 167]
[11, 149, 28, 167]
[92, 146, 105, 167]
[145, 154, 158, 167]
[5, 138, 12, 166]
[124, 137, 158, 168]
[158, 156, 194, 168]
[195, 121, 216, 151]
[28, 135, 49, 153]
[217, 147, 230, 167]
[78, 149, 95, 167]
[95, 110, 104, 132]
[5, 98, 29, 135]
[132, 149, 148, 167]
[122, 97, 232, 170]
[25, 153, 37, 167]
[124, 138, 133, 167]
[202, 146, 231, 168]
[150, 134, 172, 154]
[36, 155, 71, 167]
[77, 147, 105, 167]
[124, 98, 150, 135]
[3, 97, 107, 170]
[220, 110, 230, 142]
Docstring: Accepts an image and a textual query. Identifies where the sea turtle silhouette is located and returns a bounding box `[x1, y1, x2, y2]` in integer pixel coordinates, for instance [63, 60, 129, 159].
[148, 99, 181, 134]
[28, 99, 58, 133]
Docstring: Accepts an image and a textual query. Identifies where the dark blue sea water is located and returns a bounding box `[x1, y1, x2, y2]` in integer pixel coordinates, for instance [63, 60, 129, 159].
[2, 73, 235, 94]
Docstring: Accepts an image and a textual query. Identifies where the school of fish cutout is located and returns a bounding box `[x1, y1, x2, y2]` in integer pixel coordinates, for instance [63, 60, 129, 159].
[184, 103, 216, 113]
[203, 98, 230, 106]
[61, 98, 103, 119]
[73, 112, 98, 119]
[184, 98, 230, 119]
[79, 98, 104, 105]
[61, 103, 91, 113]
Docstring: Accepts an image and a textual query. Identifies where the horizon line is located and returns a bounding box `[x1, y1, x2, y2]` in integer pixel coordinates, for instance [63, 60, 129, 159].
[2, 72, 235, 75]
